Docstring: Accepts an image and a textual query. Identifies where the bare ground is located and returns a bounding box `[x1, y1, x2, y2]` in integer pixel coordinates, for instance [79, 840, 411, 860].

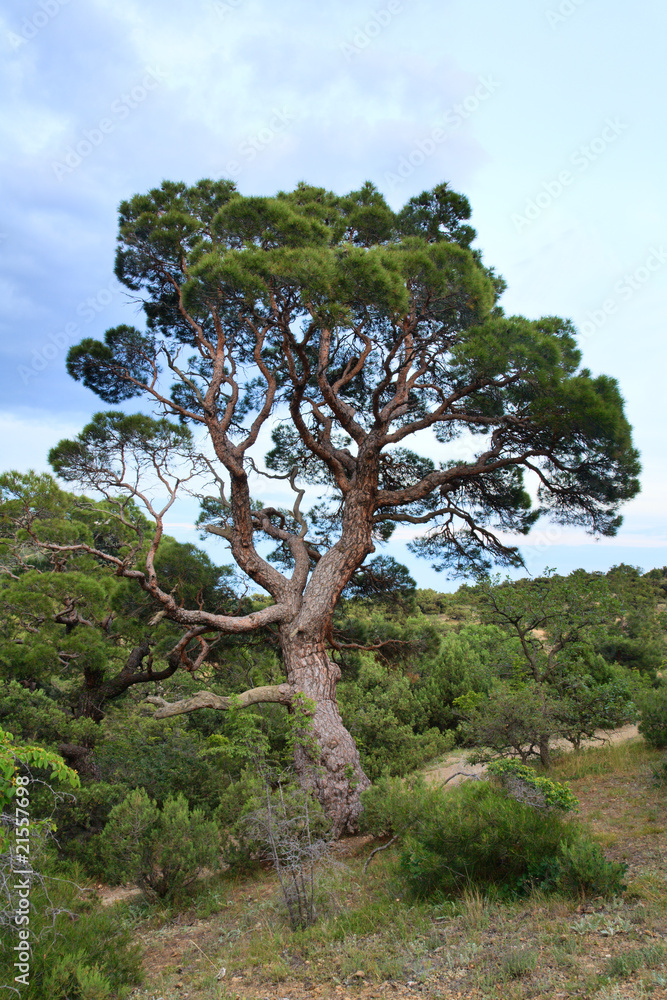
[422, 724, 640, 788]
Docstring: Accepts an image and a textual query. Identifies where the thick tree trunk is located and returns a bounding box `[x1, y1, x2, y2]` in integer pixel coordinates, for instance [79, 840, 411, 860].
[281, 634, 370, 837]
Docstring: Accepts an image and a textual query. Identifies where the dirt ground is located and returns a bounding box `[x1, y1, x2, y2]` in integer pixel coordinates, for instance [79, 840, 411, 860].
[422, 724, 640, 787]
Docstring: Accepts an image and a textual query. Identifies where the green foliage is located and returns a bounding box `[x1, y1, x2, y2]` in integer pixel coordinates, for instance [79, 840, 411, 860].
[486, 759, 579, 811]
[638, 684, 667, 749]
[361, 772, 624, 901]
[0, 470, 240, 721]
[457, 680, 559, 765]
[413, 624, 504, 731]
[0, 681, 99, 750]
[0, 725, 79, 833]
[212, 769, 266, 870]
[338, 658, 452, 779]
[343, 556, 416, 609]
[99, 788, 220, 899]
[359, 773, 435, 838]
[555, 838, 627, 897]
[398, 781, 577, 897]
[0, 854, 142, 999]
[94, 710, 222, 809]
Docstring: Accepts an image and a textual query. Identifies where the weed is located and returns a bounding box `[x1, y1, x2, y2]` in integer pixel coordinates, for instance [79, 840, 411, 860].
[458, 886, 490, 931]
[501, 947, 539, 978]
[608, 944, 665, 977]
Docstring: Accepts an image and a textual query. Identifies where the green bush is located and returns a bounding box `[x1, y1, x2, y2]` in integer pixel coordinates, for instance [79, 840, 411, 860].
[556, 837, 627, 897]
[99, 788, 220, 899]
[360, 773, 438, 838]
[94, 711, 225, 811]
[338, 659, 453, 779]
[366, 778, 625, 901]
[213, 769, 266, 870]
[0, 854, 141, 999]
[413, 624, 505, 731]
[638, 684, 667, 749]
[399, 782, 576, 898]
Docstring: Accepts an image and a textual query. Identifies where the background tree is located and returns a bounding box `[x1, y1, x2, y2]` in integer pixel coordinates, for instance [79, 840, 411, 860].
[46, 179, 639, 833]
[462, 570, 637, 765]
[0, 471, 238, 727]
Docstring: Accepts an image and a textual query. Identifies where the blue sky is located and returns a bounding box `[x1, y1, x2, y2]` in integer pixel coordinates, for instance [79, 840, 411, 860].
[1, 0, 665, 589]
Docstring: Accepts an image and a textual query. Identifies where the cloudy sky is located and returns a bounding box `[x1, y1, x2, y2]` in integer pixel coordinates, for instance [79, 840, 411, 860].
[1, 0, 665, 588]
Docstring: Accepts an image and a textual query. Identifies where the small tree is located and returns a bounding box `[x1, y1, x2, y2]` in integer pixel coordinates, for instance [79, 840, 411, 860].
[465, 570, 636, 765]
[42, 179, 639, 832]
[99, 788, 220, 899]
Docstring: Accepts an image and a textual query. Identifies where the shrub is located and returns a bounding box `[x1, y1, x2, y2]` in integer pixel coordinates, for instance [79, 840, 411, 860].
[338, 659, 453, 779]
[638, 684, 667, 749]
[360, 773, 439, 838]
[0, 853, 142, 999]
[556, 837, 627, 897]
[399, 782, 576, 898]
[99, 788, 220, 899]
[94, 711, 225, 811]
[413, 624, 505, 731]
[213, 769, 266, 870]
[486, 759, 579, 812]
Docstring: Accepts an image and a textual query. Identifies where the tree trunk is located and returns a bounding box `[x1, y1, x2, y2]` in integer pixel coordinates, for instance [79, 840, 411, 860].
[281, 633, 370, 837]
[538, 736, 551, 768]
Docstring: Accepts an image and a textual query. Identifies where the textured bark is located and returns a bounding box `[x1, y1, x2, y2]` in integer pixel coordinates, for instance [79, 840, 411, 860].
[147, 684, 293, 717]
[281, 634, 370, 837]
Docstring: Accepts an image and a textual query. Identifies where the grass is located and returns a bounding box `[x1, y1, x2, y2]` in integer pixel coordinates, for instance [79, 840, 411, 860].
[121, 737, 667, 1000]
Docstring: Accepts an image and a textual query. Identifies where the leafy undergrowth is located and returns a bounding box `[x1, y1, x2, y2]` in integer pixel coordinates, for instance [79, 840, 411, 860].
[120, 738, 667, 1000]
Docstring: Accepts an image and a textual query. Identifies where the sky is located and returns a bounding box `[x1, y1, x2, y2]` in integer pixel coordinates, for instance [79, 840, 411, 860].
[1, 0, 665, 590]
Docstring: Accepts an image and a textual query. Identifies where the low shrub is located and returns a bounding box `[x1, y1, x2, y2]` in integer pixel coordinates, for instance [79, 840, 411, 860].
[556, 838, 627, 897]
[638, 684, 667, 749]
[362, 778, 626, 901]
[0, 854, 142, 1000]
[99, 788, 220, 899]
[399, 782, 576, 898]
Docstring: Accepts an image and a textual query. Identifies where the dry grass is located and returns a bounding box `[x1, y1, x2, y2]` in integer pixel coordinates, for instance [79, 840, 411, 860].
[121, 738, 667, 1000]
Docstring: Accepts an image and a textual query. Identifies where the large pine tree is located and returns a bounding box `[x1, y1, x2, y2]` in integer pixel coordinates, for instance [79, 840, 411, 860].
[47, 179, 640, 833]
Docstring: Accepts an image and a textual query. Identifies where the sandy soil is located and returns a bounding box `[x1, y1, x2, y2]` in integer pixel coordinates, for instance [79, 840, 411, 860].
[422, 723, 640, 787]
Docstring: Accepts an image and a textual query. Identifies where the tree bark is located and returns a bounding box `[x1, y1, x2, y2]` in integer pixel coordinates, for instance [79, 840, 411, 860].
[538, 736, 551, 769]
[281, 633, 370, 837]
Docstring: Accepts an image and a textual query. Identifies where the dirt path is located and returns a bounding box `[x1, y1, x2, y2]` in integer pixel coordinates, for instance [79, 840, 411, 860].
[422, 723, 640, 787]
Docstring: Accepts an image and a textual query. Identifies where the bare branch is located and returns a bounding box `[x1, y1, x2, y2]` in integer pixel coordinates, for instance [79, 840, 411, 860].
[146, 683, 293, 718]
